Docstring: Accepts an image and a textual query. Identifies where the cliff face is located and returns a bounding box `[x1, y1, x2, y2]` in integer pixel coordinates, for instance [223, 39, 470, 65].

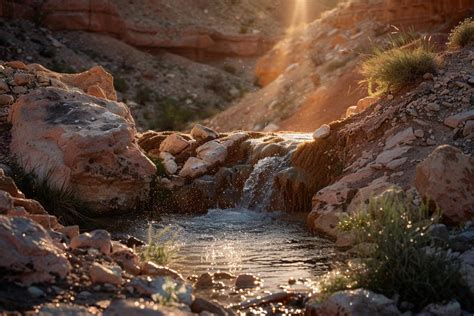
[326, 0, 474, 30]
[206, 0, 474, 132]
[0, 0, 274, 60]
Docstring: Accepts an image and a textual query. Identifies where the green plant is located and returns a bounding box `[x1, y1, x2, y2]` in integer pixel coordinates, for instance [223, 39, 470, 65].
[138, 224, 180, 265]
[331, 191, 469, 311]
[9, 162, 94, 226]
[135, 85, 154, 104]
[361, 45, 437, 95]
[448, 18, 474, 49]
[113, 76, 129, 93]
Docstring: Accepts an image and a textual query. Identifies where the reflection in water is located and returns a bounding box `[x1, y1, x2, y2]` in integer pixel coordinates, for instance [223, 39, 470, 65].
[125, 208, 337, 291]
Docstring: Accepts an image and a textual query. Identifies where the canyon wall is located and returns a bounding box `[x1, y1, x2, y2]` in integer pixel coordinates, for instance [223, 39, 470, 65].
[0, 0, 277, 60]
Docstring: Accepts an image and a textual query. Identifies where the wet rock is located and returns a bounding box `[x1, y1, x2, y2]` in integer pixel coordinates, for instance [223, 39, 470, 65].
[159, 133, 191, 155]
[196, 141, 227, 167]
[213, 272, 235, 280]
[419, 300, 461, 316]
[0, 190, 13, 213]
[70, 229, 112, 255]
[191, 124, 218, 141]
[215, 165, 253, 208]
[9, 87, 156, 214]
[313, 124, 331, 140]
[415, 145, 474, 225]
[195, 272, 214, 289]
[39, 303, 95, 316]
[179, 157, 208, 178]
[384, 127, 416, 149]
[104, 299, 193, 316]
[111, 242, 141, 275]
[235, 274, 261, 289]
[444, 110, 474, 128]
[28, 286, 46, 298]
[191, 297, 228, 315]
[89, 262, 122, 286]
[307, 289, 400, 316]
[141, 261, 184, 282]
[0, 216, 70, 284]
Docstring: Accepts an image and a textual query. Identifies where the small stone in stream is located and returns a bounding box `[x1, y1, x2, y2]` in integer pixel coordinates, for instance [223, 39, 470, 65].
[89, 262, 122, 286]
[0, 94, 14, 105]
[191, 297, 228, 315]
[141, 261, 184, 281]
[195, 272, 214, 289]
[312, 124, 331, 140]
[70, 229, 111, 255]
[235, 274, 261, 289]
[28, 286, 45, 298]
[213, 272, 235, 280]
[288, 277, 296, 285]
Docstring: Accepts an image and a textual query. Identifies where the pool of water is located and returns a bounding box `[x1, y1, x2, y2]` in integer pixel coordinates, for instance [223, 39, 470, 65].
[121, 207, 337, 292]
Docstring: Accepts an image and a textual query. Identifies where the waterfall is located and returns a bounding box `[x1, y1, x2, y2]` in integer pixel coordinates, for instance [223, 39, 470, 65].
[240, 155, 290, 211]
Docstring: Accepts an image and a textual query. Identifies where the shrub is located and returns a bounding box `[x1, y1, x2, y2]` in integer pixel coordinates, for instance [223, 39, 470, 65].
[113, 76, 129, 93]
[361, 45, 437, 95]
[327, 191, 469, 311]
[138, 224, 180, 265]
[9, 162, 94, 226]
[448, 18, 474, 49]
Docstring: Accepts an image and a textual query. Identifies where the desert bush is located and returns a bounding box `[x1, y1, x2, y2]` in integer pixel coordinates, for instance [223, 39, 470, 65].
[448, 18, 474, 49]
[138, 224, 180, 265]
[113, 76, 129, 93]
[325, 191, 469, 311]
[10, 162, 94, 226]
[361, 44, 437, 95]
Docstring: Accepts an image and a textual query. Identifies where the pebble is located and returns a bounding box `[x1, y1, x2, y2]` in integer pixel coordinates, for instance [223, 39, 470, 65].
[414, 129, 424, 138]
[28, 286, 46, 298]
[313, 124, 331, 140]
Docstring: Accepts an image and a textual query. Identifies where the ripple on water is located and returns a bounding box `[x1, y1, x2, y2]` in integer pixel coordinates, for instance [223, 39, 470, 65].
[125, 208, 337, 291]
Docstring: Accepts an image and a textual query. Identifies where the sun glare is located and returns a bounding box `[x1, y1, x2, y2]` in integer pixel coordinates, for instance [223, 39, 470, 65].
[288, 0, 309, 34]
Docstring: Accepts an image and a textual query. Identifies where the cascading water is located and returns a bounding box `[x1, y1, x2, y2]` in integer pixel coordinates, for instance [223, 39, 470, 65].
[240, 155, 290, 211]
[117, 148, 337, 303]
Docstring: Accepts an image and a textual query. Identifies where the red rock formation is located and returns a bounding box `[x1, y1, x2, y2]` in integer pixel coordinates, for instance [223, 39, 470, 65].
[0, 0, 277, 61]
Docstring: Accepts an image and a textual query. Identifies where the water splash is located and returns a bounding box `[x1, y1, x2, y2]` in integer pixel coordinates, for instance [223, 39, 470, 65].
[240, 155, 289, 211]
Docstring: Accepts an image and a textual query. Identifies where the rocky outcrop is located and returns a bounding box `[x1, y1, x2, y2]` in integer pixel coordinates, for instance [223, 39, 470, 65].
[9, 86, 156, 214]
[0, 215, 70, 285]
[415, 145, 474, 225]
[0, 0, 276, 61]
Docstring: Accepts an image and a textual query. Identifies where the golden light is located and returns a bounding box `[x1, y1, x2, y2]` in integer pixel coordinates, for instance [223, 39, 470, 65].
[288, 0, 309, 35]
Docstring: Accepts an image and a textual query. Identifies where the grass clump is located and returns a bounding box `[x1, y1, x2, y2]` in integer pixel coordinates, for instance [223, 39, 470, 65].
[448, 18, 474, 49]
[362, 45, 437, 95]
[10, 162, 94, 226]
[138, 224, 180, 265]
[323, 190, 469, 311]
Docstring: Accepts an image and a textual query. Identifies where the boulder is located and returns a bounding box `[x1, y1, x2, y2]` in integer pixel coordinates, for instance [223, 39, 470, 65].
[415, 145, 474, 224]
[196, 141, 227, 167]
[307, 289, 400, 316]
[235, 273, 261, 289]
[159, 134, 191, 155]
[89, 262, 122, 286]
[313, 124, 331, 140]
[9, 87, 156, 214]
[0, 215, 70, 284]
[190, 124, 218, 141]
[70, 229, 112, 255]
[179, 157, 208, 178]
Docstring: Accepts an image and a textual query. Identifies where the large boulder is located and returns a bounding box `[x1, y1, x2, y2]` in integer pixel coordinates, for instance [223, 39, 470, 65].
[9, 87, 156, 214]
[0, 215, 70, 284]
[415, 145, 474, 225]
